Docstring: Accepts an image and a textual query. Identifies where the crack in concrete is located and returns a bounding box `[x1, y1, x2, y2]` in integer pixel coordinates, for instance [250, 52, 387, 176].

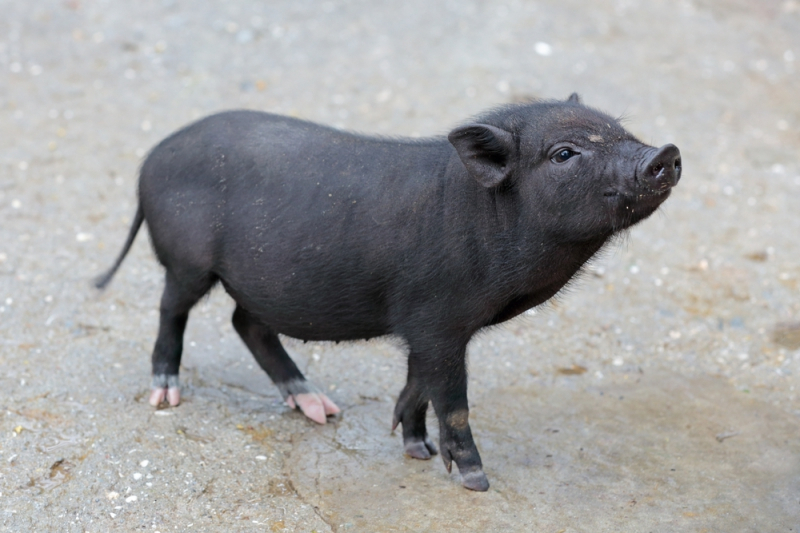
[284, 435, 336, 533]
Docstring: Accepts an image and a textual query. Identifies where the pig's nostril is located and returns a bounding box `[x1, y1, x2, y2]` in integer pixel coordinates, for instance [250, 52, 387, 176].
[643, 144, 681, 188]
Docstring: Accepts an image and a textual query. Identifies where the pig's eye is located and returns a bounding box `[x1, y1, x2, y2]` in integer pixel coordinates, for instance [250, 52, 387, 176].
[552, 148, 577, 163]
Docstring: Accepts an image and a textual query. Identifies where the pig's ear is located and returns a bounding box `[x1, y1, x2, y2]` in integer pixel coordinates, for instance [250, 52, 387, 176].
[448, 124, 516, 188]
[567, 92, 581, 104]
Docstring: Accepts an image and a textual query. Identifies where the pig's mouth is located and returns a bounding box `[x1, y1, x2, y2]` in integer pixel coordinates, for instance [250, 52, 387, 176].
[604, 188, 671, 202]
[604, 188, 672, 224]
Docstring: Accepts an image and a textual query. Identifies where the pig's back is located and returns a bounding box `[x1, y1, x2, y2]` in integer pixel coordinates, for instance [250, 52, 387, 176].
[139, 110, 451, 340]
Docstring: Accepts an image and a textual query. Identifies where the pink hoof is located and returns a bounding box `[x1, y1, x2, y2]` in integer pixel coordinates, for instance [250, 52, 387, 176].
[287, 392, 341, 424]
[167, 387, 181, 406]
[149, 388, 166, 407]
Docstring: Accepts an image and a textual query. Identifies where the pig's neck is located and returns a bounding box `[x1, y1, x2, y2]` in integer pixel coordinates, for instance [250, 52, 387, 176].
[466, 186, 612, 325]
[484, 235, 611, 325]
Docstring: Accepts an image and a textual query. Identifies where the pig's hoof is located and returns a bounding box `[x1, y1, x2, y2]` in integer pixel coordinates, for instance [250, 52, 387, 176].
[461, 470, 490, 492]
[278, 379, 340, 424]
[287, 392, 340, 424]
[149, 374, 180, 407]
[404, 437, 438, 460]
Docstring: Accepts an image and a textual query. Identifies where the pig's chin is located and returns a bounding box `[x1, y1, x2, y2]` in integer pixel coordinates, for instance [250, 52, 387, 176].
[632, 187, 672, 210]
[606, 188, 671, 230]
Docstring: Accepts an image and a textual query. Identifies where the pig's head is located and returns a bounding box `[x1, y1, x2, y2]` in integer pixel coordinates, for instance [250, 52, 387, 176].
[448, 94, 681, 241]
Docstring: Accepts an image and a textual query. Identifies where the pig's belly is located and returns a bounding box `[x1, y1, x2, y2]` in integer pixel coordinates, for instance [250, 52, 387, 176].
[221, 277, 392, 342]
[269, 310, 390, 342]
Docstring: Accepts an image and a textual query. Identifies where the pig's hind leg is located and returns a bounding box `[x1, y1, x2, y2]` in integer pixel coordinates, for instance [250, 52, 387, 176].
[149, 271, 216, 407]
[231, 305, 340, 424]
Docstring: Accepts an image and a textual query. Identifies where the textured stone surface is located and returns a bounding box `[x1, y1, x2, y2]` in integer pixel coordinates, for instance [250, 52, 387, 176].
[1, 0, 799, 531]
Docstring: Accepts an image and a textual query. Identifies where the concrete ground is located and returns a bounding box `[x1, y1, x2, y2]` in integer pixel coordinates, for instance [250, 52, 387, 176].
[1, 0, 799, 531]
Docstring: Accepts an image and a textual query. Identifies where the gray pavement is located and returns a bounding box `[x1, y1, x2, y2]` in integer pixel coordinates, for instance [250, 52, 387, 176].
[1, 0, 799, 531]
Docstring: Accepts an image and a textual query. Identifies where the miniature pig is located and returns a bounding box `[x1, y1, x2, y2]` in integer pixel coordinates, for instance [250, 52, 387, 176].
[97, 94, 681, 491]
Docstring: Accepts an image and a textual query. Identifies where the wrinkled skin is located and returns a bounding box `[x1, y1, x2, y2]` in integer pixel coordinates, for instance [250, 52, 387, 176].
[97, 94, 681, 491]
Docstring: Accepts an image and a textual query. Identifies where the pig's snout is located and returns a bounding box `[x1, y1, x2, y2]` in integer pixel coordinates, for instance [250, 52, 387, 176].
[641, 144, 681, 192]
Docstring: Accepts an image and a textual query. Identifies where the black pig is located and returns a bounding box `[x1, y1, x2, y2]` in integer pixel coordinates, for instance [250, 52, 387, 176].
[97, 94, 681, 491]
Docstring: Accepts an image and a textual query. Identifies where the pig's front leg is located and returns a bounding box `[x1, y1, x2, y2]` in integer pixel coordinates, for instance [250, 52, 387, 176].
[231, 305, 340, 424]
[392, 370, 438, 459]
[402, 338, 489, 492]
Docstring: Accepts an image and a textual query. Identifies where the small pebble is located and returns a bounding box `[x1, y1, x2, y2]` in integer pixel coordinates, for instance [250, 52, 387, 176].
[106, 491, 119, 500]
[255, 455, 267, 461]
[125, 495, 138, 503]
[612, 357, 624, 366]
[133, 472, 142, 480]
[535, 42, 552, 56]
[11, 199, 21, 209]
[140, 460, 150, 467]
[76, 232, 93, 242]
